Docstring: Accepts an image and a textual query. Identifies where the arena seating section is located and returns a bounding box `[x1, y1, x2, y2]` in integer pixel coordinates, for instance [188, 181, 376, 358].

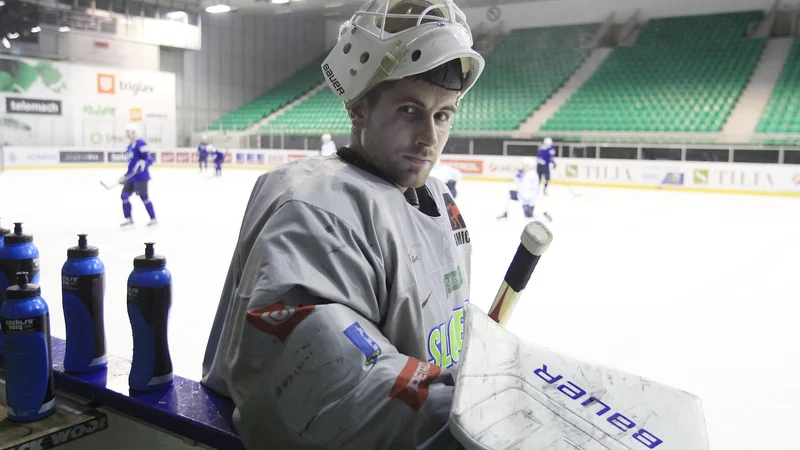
[543, 12, 764, 133]
[259, 23, 598, 136]
[262, 88, 349, 135]
[757, 38, 800, 136]
[204, 12, 775, 138]
[207, 55, 326, 132]
[452, 24, 597, 132]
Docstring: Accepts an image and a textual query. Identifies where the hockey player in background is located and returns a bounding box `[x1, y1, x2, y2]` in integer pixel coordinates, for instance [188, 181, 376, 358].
[209, 147, 226, 177]
[120, 123, 157, 227]
[537, 136, 557, 195]
[201, 1, 485, 449]
[197, 134, 214, 172]
[429, 160, 462, 198]
[320, 133, 337, 156]
[498, 157, 551, 222]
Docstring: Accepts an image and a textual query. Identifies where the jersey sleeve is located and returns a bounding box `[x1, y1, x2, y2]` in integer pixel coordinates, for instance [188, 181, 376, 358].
[220, 200, 464, 450]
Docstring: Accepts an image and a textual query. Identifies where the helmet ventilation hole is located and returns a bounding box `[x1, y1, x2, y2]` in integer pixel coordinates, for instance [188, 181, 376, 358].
[411, 50, 421, 61]
[343, 43, 351, 54]
[360, 52, 370, 64]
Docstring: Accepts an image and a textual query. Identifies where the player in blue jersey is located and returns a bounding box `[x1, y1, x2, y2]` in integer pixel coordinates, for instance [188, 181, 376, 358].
[210, 147, 227, 177]
[120, 123, 157, 227]
[198, 134, 214, 172]
[537, 137, 557, 195]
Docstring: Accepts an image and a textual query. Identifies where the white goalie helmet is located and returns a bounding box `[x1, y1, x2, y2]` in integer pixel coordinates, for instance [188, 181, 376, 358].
[322, 0, 485, 106]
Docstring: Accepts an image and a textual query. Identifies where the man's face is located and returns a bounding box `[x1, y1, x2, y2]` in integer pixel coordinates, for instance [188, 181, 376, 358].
[353, 78, 459, 189]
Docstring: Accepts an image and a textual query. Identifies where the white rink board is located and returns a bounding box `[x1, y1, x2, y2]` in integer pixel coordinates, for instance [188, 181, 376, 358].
[5, 147, 796, 196]
[438, 155, 800, 195]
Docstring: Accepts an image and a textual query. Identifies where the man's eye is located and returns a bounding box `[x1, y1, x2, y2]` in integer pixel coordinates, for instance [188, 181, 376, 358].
[399, 106, 416, 115]
[435, 112, 451, 122]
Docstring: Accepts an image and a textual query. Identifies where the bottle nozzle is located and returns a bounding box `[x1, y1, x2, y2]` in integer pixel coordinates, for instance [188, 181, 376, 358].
[78, 234, 88, 248]
[16, 271, 29, 287]
[13, 222, 22, 235]
[145, 242, 155, 259]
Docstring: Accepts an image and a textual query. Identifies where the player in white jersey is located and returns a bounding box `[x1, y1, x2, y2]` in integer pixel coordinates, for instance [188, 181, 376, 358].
[320, 133, 337, 156]
[200, 1, 484, 449]
[429, 161, 462, 198]
[497, 157, 551, 222]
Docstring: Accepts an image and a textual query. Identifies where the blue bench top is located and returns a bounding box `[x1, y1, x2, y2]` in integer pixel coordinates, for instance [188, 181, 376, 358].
[1, 337, 245, 450]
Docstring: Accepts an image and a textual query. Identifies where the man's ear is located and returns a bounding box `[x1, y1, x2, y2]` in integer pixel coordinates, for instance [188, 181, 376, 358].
[347, 98, 368, 129]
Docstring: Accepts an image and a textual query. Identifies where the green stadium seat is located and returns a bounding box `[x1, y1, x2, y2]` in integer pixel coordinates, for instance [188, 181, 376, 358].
[263, 23, 599, 135]
[756, 38, 800, 137]
[205, 54, 328, 132]
[543, 11, 764, 133]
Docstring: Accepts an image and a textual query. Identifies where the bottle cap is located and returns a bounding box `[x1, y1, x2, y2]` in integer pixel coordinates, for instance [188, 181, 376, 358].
[67, 234, 99, 258]
[133, 242, 167, 268]
[4, 222, 33, 245]
[6, 271, 41, 299]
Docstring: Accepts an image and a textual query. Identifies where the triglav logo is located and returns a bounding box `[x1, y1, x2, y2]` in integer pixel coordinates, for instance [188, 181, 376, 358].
[97, 74, 115, 94]
[97, 73, 155, 96]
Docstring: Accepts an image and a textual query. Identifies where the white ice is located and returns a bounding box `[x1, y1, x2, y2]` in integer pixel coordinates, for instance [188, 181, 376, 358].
[1, 166, 798, 450]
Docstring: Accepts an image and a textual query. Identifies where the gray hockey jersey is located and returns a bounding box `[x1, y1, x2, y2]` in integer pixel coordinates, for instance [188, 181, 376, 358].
[201, 148, 472, 449]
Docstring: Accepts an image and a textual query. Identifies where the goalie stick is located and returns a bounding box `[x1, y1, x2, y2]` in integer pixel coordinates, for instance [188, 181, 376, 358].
[487, 221, 553, 327]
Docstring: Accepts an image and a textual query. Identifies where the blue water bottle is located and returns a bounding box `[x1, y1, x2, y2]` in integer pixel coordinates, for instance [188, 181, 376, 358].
[127, 242, 173, 391]
[1, 272, 56, 422]
[62, 234, 107, 373]
[0, 223, 40, 344]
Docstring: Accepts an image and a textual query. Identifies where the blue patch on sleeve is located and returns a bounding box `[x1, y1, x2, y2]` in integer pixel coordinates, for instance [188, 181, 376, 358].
[343, 322, 382, 366]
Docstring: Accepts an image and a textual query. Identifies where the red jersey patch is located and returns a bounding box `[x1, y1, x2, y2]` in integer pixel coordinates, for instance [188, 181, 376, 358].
[389, 357, 442, 412]
[246, 301, 315, 342]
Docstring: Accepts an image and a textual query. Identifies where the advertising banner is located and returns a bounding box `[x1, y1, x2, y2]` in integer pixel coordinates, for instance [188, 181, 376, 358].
[0, 57, 72, 146]
[59, 150, 104, 163]
[3, 147, 60, 167]
[74, 65, 176, 148]
[0, 56, 176, 148]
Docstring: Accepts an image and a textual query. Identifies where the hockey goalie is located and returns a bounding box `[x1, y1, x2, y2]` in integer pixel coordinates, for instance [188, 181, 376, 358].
[199, 0, 710, 448]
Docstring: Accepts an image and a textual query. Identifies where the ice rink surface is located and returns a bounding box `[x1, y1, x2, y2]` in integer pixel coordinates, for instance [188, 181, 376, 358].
[1, 165, 799, 450]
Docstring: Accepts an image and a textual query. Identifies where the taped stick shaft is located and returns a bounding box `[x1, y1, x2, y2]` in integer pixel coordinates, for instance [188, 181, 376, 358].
[488, 246, 542, 326]
[488, 221, 552, 327]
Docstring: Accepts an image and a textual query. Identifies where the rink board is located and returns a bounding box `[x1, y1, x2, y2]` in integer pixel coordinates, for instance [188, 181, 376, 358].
[3, 146, 799, 197]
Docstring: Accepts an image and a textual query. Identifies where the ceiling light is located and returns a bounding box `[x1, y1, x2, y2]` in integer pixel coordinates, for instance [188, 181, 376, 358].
[0, 1, 6, 6]
[271, 0, 289, 4]
[166, 11, 187, 19]
[1, 37, 9, 49]
[58, 26, 70, 32]
[31, 26, 41, 33]
[7, 32, 19, 39]
[205, 4, 231, 13]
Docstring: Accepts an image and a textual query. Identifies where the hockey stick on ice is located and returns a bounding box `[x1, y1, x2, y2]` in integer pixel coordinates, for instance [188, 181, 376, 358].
[487, 221, 553, 327]
[552, 170, 582, 197]
[100, 173, 134, 190]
